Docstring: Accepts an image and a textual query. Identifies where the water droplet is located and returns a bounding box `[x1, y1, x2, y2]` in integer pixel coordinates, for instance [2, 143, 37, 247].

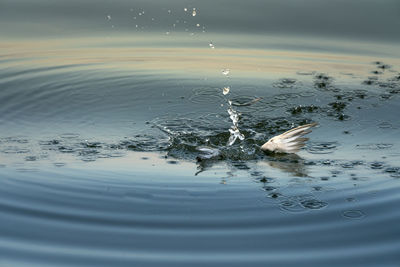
[209, 42, 215, 49]
[196, 23, 200, 27]
[192, 8, 197, 16]
[223, 86, 230, 95]
[184, 8, 188, 12]
[222, 69, 230, 76]
[106, 15, 111, 20]
[167, 10, 171, 14]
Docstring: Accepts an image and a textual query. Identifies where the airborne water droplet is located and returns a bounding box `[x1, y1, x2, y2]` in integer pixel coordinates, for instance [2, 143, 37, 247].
[106, 15, 111, 20]
[209, 42, 215, 49]
[192, 9, 197, 16]
[223, 86, 230, 95]
[184, 8, 188, 12]
[222, 69, 230, 76]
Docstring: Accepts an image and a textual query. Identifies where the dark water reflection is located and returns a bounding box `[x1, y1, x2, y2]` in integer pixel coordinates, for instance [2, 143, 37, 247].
[1, 32, 400, 266]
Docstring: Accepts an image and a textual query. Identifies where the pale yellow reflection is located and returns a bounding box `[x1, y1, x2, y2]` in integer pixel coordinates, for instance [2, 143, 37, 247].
[2, 35, 399, 79]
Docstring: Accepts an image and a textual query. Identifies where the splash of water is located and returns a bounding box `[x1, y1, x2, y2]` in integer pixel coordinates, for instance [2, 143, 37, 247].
[221, 71, 244, 146]
[227, 100, 245, 146]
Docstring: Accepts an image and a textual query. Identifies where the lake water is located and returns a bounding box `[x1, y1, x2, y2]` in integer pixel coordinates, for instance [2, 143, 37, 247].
[1, 1, 400, 266]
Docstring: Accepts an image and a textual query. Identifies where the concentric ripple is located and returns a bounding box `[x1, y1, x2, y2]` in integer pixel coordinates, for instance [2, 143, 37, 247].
[1, 36, 400, 266]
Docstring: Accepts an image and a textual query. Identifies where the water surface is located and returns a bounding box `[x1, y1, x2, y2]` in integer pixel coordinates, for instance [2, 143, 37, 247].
[1, 1, 400, 266]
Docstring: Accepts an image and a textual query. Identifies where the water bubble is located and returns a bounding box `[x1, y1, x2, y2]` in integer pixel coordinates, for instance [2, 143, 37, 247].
[223, 86, 230, 95]
[222, 69, 230, 76]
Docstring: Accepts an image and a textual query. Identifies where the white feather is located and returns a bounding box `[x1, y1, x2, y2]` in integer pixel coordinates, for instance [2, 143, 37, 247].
[261, 123, 318, 153]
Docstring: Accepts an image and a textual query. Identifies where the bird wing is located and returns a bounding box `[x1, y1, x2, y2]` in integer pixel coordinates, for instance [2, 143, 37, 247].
[261, 122, 318, 153]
